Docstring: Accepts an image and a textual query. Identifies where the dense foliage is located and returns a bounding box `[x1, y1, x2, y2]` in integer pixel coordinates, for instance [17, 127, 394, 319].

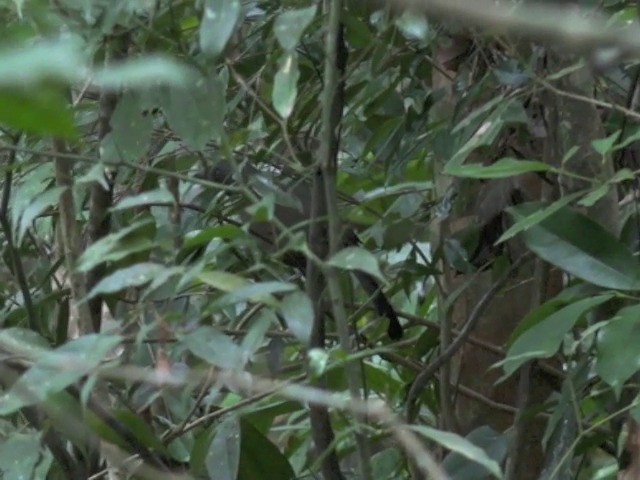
[2, 1, 640, 479]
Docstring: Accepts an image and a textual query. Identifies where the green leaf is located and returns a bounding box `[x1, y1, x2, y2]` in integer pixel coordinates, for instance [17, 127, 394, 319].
[611, 168, 636, 183]
[181, 225, 242, 257]
[444, 158, 551, 179]
[241, 312, 273, 354]
[183, 326, 243, 369]
[447, 100, 526, 170]
[498, 194, 580, 243]
[342, 14, 374, 48]
[206, 416, 241, 480]
[111, 188, 174, 211]
[506, 298, 565, 349]
[197, 270, 249, 292]
[328, 247, 385, 284]
[411, 425, 503, 479]
[160, 72, 225, 149]
[0, 328, 48, 358]
[0, 433, 52, 480]
[356, 181, 433, 202]
[17, 186, 65, 244]
[215, 282, 297, 308]
[272, 52, 300, 119]
[87, 263, 168, 298]
[451, 96, 505, 135]
[41, 390, 90, 449]
[100, 92, 153, 162]
[596, 304, 640, 393]
[243, 400, 300, 434]
[237, 418, 295, 480]
[577, 183, 611, 208]
[76, 163, 112, 189]
[0, 41, 84, 87]
[77, 218, 155, 272]
[509, 203, 640, 290]
[0, 88, 76, 137]
[0, 334, 122, 415]
[497, 295, 612, 377]
[111, 409, 167, 453]
[592, 131, 620, 155]
[10, 163, 52, 230]
[443, 427, 508, 480]
[199, 0, 241, 58]
[146, 266, 185, 296]
[93, 55, 193, 88]
[279, 291, 313, 343]
[87, 405, 169, 454]
[274, 6, 317, 51]
[246, 193, 275, 222]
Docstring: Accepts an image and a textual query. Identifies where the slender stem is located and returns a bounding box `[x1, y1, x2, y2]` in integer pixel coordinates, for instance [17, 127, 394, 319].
[53, 139, 93, 335]
[437, 215, 456, 432]
[319, 2, 373, 479]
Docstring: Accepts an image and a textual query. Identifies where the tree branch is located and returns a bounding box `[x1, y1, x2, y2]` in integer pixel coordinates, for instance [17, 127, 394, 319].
[53, 138, 93, 335]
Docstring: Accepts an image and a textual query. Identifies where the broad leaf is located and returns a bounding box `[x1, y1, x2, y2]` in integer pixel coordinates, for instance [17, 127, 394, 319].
[199, 0, 241, 58]
[93, 55, 193, 88]
[498, 295, 613, 377]
[87, 263, 168, 298]
[238, 418, 295, 480]
[592, 131, 620, 155]
[197, 270, 249, 292]
[0, 41, 84, 87]
[498, 194, 580, 243]
[443, 427, 508, 480]
[17, 186, 65, 244]
[509, 203, 640, 290]
[596, 304, 640, 393]
[279, 291, 313, 343]
[241, 312, 273, 355]
[274, 6, 317, 51]
[445, 158, 551, 179]
[101, 92, 154, 162]
[328, 247, 385, 283]
[0, 433, 52, 480]
[411, 425, 503, 479]
[111, 188, 174, 211]
[206, 416, 241, 480]
[160, 72, 225, 149]
[183, 326, 243, 369]
[0, 328, 48, 358]
[77, 218, 156, 272]
[214, 282, 297, 309]
[0, 89, 76, 137]
[272, 52, 300, 119]
[273, 5, 316, 51]
[0, 334, 121, 415]
[577, 183, 611, 208]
